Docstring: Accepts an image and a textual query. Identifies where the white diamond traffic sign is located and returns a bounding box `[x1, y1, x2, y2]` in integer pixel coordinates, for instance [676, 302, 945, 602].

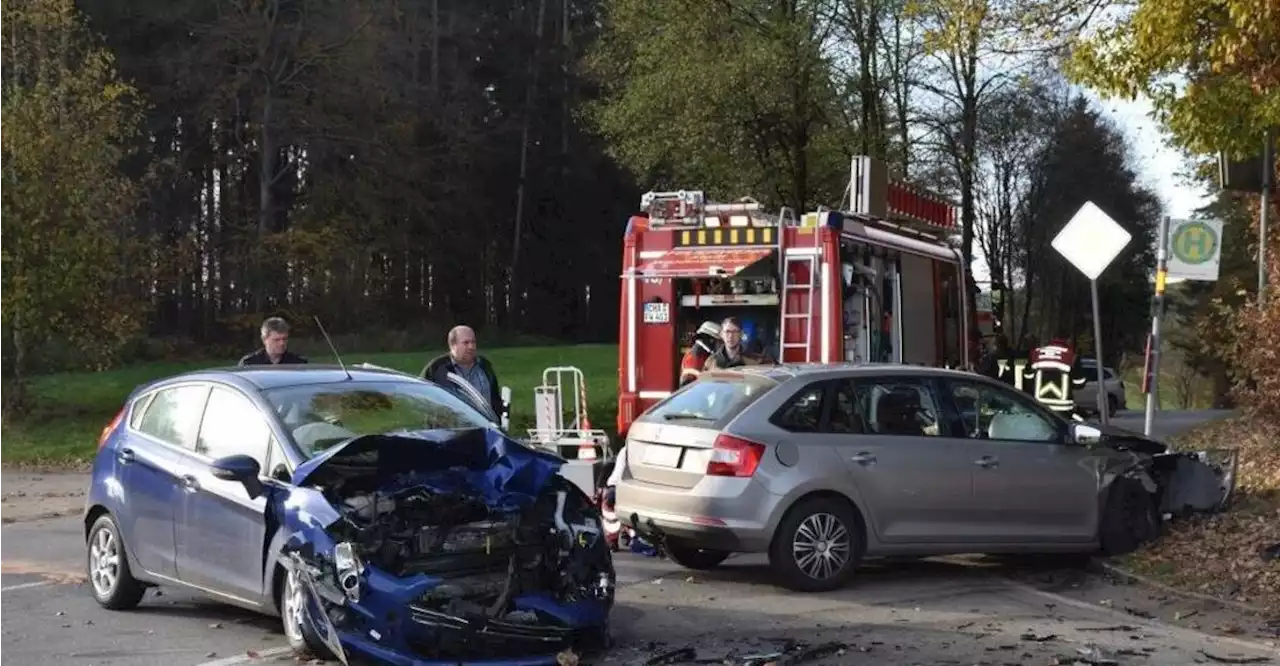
[1051, 202, 1132, 280]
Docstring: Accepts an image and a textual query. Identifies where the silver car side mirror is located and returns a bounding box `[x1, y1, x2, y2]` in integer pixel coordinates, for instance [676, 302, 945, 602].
[1071, 423, 1103, 448]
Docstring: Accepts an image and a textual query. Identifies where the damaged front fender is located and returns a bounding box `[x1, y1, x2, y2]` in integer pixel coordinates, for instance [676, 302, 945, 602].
[1085, 423, 1239, 517]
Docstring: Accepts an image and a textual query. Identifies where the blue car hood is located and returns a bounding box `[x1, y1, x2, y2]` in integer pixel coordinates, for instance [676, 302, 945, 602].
[290, 427, 566, 505]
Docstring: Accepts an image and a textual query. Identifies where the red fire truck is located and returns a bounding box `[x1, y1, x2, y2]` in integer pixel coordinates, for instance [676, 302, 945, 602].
[616, 156, 976, 437]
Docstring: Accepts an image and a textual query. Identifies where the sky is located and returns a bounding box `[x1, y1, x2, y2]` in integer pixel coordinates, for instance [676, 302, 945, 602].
[967, 92, 1216, 285]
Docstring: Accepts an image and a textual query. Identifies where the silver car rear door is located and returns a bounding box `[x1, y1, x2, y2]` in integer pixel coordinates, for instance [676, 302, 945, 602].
[817, 375, 979, 544]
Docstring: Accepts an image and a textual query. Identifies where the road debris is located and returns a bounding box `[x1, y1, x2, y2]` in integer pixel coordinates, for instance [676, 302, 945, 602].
[1076, 625, 1140, 632]
[645, 646, 695, 665]
[775, 641, 847, 665]
[1198, 652, 1273, 664]
[1054, 644, 1120, 665]
[1123, 606, 1155, 619]
[635, 639, 853, 666]
[1020, 632, 1058, 642]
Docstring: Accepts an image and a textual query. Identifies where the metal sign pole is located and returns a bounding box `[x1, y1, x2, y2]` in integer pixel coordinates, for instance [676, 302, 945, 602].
[1261, 129, 1274, 305]
[1144, 216, 1170, 436]
[1091, 278, 1108, 426]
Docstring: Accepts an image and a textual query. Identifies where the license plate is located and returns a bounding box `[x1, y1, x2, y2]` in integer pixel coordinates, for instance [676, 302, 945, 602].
[641, 444, 682, 468]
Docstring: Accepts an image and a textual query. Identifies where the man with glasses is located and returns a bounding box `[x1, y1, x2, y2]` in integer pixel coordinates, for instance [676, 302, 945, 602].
[705, 317, 748, 370]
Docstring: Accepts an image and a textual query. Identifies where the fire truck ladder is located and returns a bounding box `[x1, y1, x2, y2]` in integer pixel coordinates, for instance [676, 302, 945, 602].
[778, 210, 821, 363]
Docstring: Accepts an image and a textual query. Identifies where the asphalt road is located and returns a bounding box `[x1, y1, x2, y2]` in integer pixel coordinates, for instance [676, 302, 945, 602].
[1105, 409, 1235, 441]
[3, 408, 1273, 666]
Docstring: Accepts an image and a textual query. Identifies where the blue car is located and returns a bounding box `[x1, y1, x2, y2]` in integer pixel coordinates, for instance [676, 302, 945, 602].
[83, 364, 615, 664]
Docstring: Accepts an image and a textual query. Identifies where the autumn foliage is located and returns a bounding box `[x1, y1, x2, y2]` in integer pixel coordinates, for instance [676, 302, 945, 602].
[1228, 219, 1280, 416]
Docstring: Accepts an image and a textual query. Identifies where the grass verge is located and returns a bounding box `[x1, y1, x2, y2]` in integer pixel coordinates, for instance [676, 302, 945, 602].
[1115, 413, 1280, 615]
[1, 344, 621, 469]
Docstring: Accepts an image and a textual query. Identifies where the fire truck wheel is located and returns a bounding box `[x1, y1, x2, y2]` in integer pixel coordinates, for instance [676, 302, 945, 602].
[664, 540, 731, 570]
[768, 496, 863, 593]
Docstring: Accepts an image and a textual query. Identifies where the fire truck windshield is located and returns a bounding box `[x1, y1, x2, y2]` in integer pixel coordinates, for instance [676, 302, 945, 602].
[639, 374, 776, 428]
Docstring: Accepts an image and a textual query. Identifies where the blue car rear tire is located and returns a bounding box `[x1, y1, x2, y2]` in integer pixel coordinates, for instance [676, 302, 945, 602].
[86, 514, 146, 611]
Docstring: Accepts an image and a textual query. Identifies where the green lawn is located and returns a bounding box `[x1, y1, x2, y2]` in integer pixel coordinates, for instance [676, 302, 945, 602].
[1, 344, 621, 467]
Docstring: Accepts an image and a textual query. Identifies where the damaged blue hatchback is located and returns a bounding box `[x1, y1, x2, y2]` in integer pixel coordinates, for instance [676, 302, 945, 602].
[83, 365, 615, 665]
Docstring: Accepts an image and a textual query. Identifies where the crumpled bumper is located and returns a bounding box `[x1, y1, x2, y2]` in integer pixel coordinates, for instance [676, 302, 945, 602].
[1151, 448, 1240, 516]
[287, 552, 609, 666]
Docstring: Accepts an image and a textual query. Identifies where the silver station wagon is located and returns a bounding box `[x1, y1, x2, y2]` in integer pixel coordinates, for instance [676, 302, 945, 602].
[614, 364, 1192, 592]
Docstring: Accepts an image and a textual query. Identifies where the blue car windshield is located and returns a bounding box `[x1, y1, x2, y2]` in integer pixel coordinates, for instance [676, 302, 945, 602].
[262, 381, 494, 458]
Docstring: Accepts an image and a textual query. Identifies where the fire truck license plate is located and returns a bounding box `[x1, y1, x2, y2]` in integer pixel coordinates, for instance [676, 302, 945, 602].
[641, 444, 682, 468]
[643, 302, 670, 324]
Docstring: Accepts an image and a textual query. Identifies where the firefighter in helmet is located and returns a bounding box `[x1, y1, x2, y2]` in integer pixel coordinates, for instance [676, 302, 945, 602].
[1028, 335, 1083, 416]
[679, 321, 722, 386]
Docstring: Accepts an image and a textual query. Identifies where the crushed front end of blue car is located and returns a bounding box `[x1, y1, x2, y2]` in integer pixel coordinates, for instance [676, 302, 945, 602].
[278, 428, 616, 665]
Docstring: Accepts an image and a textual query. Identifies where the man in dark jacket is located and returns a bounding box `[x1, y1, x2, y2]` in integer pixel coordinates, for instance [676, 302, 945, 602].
[421, 325, 502, 410]
[239, 317, 308, 366]
[705, 317, 748, 370]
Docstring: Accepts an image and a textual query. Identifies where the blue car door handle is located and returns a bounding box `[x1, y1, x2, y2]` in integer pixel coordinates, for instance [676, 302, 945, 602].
[180, 475, 200, 492]
[117, 448, 136, 465]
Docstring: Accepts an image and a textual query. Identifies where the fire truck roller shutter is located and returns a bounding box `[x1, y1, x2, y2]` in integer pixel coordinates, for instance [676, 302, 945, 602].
[632, 246, 775, 279]
[899, 253, 939, 365]
[854, 224, 961, 264]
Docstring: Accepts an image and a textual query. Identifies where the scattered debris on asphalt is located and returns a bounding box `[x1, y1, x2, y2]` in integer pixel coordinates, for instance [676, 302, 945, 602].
[1020, 632, 1058, 642]
[645, 647, 695, 665]
[1065, 644, 1119, 665]
[1124, 606, 1155, 619]
[1198, 651, 1273, 664]
[630, 638, 853, 666]
[1076, 625, 1140, 632]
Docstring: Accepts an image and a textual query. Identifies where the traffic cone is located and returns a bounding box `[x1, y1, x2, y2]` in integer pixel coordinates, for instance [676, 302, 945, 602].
[577, 439, 598, 461]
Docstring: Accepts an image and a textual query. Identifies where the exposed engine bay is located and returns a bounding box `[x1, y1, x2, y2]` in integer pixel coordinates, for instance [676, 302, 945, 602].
[279, 429, 615, 664]
[326, 472, 613, 617]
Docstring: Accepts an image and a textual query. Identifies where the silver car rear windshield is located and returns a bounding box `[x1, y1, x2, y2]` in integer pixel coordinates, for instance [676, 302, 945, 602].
[638, 374, 777, 428]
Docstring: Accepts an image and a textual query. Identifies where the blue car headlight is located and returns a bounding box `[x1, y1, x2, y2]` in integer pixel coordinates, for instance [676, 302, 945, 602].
[334, 541, 364, 603]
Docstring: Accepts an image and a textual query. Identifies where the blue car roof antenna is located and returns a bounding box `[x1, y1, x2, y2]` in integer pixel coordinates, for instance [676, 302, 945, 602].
[313, 315, 353, 381]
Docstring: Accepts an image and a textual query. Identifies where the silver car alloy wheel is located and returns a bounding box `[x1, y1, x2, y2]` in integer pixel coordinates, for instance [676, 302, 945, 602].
[791, 512, 851, 580]
[89, 525, 121, 599]
[281, 569, 307, 645]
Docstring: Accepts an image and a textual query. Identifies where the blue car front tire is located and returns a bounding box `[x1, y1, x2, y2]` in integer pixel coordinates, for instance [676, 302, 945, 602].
[281, 567, 337, 661]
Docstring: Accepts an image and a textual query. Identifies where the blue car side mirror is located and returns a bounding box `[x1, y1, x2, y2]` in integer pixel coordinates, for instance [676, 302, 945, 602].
[210, 454, 265, 499]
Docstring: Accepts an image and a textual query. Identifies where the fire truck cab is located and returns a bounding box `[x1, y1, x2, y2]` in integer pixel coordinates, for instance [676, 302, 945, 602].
[616, 156, 975, 438]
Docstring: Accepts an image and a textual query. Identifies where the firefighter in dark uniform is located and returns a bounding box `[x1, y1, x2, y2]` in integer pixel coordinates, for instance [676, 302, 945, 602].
[239, 317, 308, 366]
[1027, 336, 1085, 416]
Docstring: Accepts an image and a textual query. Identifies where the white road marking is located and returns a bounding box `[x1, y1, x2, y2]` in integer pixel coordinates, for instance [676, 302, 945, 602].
[2, 580, 53, 592]
[193, 646, 294, 666]
[997, 575, 1280, 656]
